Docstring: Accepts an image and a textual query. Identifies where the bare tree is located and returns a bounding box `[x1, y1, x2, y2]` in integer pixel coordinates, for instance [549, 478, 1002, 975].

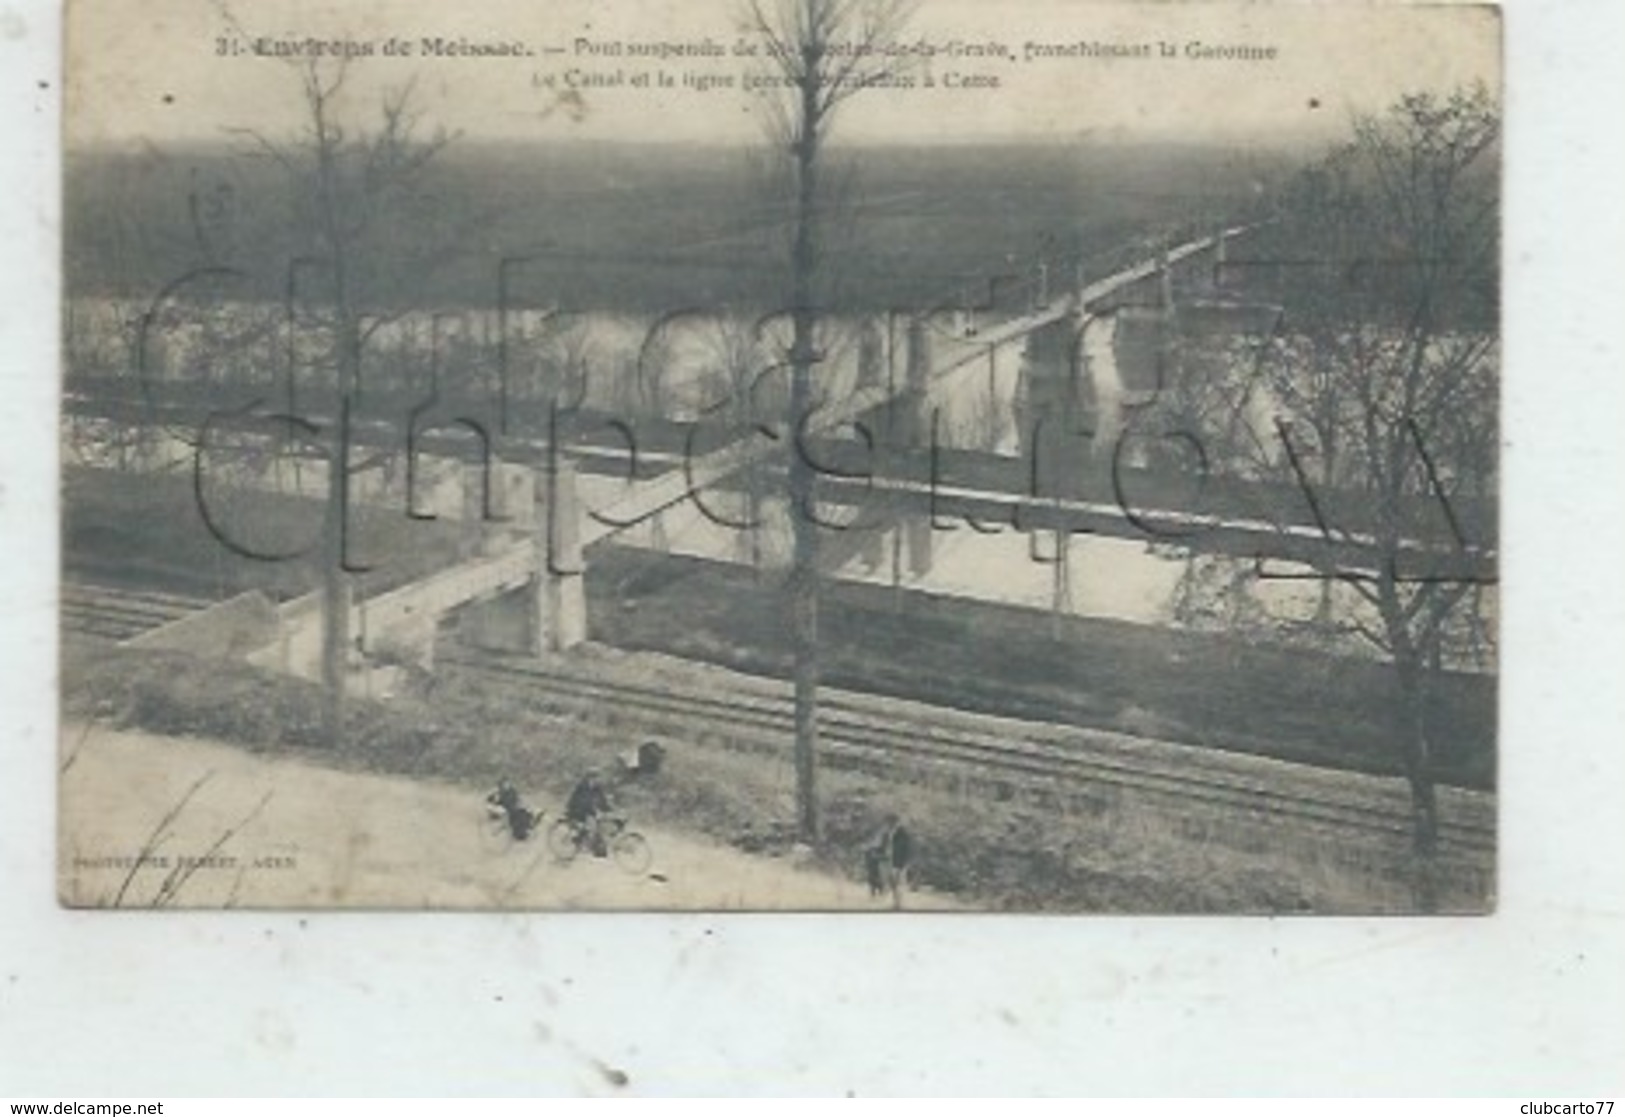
[225, 42, 458, 746]
[1148, 87, 1500, 858]
[739, 0, 916, 842]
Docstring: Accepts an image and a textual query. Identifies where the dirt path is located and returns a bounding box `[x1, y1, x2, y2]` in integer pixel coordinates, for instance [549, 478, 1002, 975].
[57, 724, 956, 911]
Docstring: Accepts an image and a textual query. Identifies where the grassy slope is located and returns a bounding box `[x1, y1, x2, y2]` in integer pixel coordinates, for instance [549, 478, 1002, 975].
[63, 466, 469, 603]
[586, 547, 1497, 790]
[61, 466, 1496, 790]
[60, 641, 1488, 912]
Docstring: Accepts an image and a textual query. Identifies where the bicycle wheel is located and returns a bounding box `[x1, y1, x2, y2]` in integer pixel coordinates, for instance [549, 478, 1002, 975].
[611, 831, 652, 875]
[479, 810, 514, 854]
[546, 818, 581, 862]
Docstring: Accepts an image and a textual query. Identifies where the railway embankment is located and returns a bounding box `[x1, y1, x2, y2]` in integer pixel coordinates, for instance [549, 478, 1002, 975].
[62, 637, 1494, 912]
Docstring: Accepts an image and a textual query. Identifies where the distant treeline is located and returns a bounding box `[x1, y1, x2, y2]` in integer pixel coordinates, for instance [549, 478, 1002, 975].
[64, 140, 1291, 314]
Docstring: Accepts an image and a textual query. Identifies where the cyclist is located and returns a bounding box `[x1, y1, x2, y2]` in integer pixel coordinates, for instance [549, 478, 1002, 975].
[564, 769, 615, 857]
[486, 776, 541, 841]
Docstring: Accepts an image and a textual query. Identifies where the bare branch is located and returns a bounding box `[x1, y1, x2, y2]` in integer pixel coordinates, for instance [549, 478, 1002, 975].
[111, 771, 214, 908]
[152, 791, 275, 908]
[59, 721, 97, 776]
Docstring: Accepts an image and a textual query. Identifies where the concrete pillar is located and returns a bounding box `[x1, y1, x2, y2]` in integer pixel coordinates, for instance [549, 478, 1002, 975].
[1018, 316, 1085, 460]
[1050, 529, 1074, 633]
[904, 516, 932, 579]
[905, 316, 931, 396]
[857, 318, 884, 391]
[459, 460, 487, 559]
[492, 460, 535, 530]
[407, 452, 458, 522]
[858, 520, 887, 571]
[902, 317, 933, 578]
[1016, 315, 1092, 596]
[534, 459, 587, 652]
[460, 456, 533, 557]
[1078, 313, 1117, 454]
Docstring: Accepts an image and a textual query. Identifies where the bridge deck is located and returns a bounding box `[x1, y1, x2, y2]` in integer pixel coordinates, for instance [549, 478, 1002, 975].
[575, 227, 1255, 544]
[72, 223, 1488, 634]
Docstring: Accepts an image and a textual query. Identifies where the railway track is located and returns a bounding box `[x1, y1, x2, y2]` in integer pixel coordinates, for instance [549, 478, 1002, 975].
[445, 650, 1496, 858]
[60, 582, 209, 643]
[58, 577, 1495, 859]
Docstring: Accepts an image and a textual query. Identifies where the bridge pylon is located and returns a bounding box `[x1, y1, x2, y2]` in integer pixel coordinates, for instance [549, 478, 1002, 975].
[532, 458, 588, 653]
[899, 317, 934, 581]
[451, 457, 586, 658]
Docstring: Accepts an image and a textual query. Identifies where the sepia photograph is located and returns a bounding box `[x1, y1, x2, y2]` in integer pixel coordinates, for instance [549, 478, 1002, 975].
[58, 0, 1501, 913]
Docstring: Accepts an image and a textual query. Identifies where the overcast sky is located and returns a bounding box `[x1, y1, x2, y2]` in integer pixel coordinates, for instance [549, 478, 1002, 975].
[67, 0, 1501, 149]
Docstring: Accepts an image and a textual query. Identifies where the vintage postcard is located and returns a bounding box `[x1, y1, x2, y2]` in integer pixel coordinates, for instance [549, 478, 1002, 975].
[59, 0, 1500, 912]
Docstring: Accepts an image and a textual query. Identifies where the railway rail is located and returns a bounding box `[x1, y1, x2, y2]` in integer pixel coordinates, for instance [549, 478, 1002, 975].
[57, 574, 1496, 861]
[60, 582, 209, 642]
[444, 649, 1495, 859]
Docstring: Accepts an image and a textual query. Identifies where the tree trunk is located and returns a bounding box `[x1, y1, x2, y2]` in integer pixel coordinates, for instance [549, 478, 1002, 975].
[321, 308, 360, 748]
[1396, 653, 1439, 857]
[788, 73, 823, 845]
[321, 400, 352, 747]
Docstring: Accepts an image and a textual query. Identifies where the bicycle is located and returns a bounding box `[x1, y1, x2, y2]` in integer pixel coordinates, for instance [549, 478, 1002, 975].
[546, 814, 653, 875]
[480, 802, 544, 853]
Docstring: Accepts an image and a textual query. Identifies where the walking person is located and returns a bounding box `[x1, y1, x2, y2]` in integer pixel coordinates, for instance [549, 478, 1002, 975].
[866, 813, 914, 910]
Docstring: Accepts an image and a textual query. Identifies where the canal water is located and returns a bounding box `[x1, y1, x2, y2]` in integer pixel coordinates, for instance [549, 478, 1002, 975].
[63, 299, 1497, 671]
